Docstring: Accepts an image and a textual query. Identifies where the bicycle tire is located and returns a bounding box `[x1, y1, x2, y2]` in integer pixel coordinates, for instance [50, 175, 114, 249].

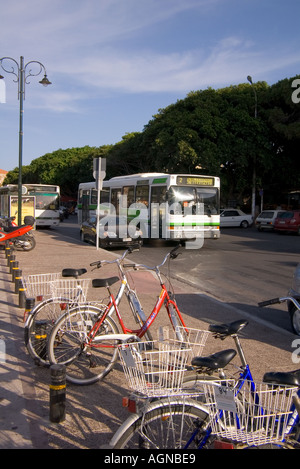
[109, 397, 210, 449]
[289, 303, 300, 336]
[24, 296, 75, 367]
[47, 307, 120, 385]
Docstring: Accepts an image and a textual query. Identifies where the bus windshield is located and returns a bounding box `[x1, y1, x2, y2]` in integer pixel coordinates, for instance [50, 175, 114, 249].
[36, 194, 59, 210]
[168, 186, 218, 215]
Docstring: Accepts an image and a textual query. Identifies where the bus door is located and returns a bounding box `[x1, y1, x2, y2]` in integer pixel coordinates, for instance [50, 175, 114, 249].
[111, 188, 122, 215]
[150, 186, 167, 238]
[81, 190, 90, 222]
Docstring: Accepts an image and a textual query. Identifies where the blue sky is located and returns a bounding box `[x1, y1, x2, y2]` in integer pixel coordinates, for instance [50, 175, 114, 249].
[0, 0, 299, 172]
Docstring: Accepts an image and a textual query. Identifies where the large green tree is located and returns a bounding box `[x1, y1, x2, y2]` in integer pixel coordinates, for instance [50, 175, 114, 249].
[3, 75, 300, 207]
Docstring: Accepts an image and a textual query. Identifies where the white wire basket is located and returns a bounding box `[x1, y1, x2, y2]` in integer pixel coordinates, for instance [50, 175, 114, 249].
[118, 340, 192, 397]
[203, 379, 298, 446]
[159, 325, 210, 363]
[50, 278, 90, 303]
[23, 272, 61, 301]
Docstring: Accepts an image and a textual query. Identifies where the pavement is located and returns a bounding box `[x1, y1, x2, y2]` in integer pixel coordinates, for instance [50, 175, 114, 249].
[0, 220, 298, 449]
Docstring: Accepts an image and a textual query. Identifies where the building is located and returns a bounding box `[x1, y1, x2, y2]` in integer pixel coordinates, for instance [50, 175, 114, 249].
[0, 169, 8, 186]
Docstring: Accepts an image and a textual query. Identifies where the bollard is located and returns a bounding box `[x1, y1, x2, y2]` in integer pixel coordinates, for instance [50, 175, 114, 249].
[49, 364, 66, 423]
[34, 320, 47, 359]
[5, 242, 10, 258]
[11, 261, 19, 282]
[6, 249, 11, 266]
[18, 279, 26, 308]
[24, 297, 35, 323]
[9, 256, 16, 274]
[14, 269, 22, 293]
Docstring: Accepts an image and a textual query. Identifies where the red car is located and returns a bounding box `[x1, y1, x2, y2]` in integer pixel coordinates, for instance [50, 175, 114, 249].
[274, 210, 300, 235]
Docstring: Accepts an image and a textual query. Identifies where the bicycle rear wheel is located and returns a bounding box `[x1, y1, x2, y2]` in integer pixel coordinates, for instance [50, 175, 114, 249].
[109, 397, 210, 449]
[47, 306, 120, 385]
[24, 297, 73, 366]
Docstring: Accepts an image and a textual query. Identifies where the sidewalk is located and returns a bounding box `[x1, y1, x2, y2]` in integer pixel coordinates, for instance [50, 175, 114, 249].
[0, 224, 297, 449]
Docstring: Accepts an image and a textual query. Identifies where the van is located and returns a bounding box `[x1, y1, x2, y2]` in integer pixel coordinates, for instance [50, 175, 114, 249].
[255, 210, 286, 231]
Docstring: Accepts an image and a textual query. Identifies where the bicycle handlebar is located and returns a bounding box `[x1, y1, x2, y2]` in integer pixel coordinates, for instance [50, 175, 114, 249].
[90, 245, 140, 269]
[90, 243, 182, 272]
[258, 296, 300, 310]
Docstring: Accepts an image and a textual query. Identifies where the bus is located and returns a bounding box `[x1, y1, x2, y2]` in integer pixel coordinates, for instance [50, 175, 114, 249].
[77, 173, 220, 243]
[0, 184, 60, 227]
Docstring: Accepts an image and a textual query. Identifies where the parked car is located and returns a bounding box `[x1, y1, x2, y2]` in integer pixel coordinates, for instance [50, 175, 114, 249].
[255, 210, 286, 231]
[220, 209, 253, 228]
[80, 215, 143, 248]
[274, 210, 300, 235]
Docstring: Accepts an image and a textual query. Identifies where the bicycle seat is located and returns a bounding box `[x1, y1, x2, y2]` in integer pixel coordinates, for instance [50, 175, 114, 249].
[92, 277, 120, 288]
[263, 370, 300, 387]
[209, 320, 248, 338]
[62, 268, 87, 278]
[191, 349, 236, 371]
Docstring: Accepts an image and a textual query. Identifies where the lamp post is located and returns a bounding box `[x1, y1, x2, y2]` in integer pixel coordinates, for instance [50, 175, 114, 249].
[0, 56, 51, 225]
[247, 75, 258, 220]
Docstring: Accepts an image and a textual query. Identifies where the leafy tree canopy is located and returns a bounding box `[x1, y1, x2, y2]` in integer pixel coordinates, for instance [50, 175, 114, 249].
[3, 75, 300, 208]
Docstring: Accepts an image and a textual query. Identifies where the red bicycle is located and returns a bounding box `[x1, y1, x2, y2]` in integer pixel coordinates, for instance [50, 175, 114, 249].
[47, 244, 190, 385]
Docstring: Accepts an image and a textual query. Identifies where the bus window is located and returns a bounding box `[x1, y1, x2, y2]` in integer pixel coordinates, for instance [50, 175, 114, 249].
[196, 188, 218, 215]
[122, 186, 135, 208]
[150, 186, 167, 204]
[91, 189, 98, 206]
[136, 185, 149, 207]
[111, 188, 121, 214]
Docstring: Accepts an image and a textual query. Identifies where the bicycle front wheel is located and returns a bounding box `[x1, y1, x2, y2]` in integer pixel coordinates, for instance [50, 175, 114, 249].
[47, 306, 120, 385]
[24, 297, 73, 367]
[109, 397, 210, 449]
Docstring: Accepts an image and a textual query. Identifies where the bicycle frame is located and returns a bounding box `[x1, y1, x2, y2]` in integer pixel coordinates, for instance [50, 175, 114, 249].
[86, 245, 187, 345]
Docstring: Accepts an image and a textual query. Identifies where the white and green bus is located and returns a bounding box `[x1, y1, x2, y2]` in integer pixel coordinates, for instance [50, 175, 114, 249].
[0, 184, 60, 227]
[77, 173, 220, 242]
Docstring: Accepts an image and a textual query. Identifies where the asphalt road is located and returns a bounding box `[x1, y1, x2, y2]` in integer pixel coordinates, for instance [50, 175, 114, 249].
[58, 216, 300, 335]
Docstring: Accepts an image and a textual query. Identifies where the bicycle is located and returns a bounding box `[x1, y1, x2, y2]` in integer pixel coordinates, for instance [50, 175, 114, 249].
[24, 269, 91, 366]
[258, 296, 300, 336]
[47, 244, 201, 385]
[109, 320, 300, 449]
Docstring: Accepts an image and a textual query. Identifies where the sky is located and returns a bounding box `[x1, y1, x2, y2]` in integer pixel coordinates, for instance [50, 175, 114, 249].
[0, 0, 299, 172]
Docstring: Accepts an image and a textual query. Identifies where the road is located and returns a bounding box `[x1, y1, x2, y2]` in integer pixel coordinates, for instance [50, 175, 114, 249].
[58, 216, 300, 335]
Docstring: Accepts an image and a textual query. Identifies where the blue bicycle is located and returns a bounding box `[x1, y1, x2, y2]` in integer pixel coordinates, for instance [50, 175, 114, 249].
[109, 320, 300, 449]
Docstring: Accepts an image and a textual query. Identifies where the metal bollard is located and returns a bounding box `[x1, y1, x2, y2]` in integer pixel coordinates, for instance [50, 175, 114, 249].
[18, 279, 26, 308]
[5, 242, 10, 258]
[11, 261, 19, 282]
[34, 320, 47, 359]
[6, 249, 11, 266]
[9, 254, 15, 273]
[14, 269, 22, 293]
[49, 364, 66, 423]
[9, 256, 17, 275]
[24, 297, 35, 323]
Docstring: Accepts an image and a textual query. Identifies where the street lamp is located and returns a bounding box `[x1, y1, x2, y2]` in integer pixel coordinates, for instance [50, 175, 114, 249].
[247, 75, 258, 220]
[0, 56, 51, 225]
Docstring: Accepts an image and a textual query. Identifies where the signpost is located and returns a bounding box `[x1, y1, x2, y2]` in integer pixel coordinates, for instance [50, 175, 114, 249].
[93, 158, 106, 250]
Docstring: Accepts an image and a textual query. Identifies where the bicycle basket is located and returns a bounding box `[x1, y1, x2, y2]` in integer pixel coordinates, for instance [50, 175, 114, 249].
[118, 340, 191, 397]
[50, 278, 90, 303]
[203, 379, 298, 446]
[158, 326, 210, 363]
[23, 273, 61, 301]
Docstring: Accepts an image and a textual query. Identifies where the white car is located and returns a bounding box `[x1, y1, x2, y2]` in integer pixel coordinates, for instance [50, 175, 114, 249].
[220, 209, 253, 228]
[255, 210, 286, 231]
